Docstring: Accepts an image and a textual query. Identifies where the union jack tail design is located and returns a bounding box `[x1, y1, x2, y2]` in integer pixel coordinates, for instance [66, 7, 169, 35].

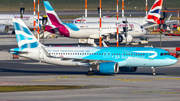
[146, 0, 163, 24]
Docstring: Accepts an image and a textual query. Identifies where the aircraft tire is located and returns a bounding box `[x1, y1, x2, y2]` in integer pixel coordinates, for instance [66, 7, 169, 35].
[87, 70, 94, 76]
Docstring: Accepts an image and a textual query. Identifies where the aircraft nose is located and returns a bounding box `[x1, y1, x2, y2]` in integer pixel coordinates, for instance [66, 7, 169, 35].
[143, 29, 146, 35]
[169, 57, 177, 65]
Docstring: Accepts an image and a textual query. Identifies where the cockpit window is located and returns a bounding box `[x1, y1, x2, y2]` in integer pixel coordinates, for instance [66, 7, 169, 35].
[160, 53, 170, 56]
[140, 26, 144, 29]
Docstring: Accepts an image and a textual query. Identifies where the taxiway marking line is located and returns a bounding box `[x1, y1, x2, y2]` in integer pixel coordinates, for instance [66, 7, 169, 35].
[115, 78, 180, 81]
[32, 79, 56, 81]
[131, 91, 180, 94]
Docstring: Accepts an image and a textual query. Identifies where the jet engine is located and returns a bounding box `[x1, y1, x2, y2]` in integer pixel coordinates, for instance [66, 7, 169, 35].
[118, 34, 133, 43]
[0, 25, 9, 33]
[119, 67, 138, 72]
[96, 62, 119, 74]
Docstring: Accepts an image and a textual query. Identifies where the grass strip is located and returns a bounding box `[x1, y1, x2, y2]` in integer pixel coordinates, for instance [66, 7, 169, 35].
[0, 85, 81, 92]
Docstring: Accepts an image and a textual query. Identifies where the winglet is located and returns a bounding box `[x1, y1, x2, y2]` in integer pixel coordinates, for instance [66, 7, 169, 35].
[167, 14, 172, 21]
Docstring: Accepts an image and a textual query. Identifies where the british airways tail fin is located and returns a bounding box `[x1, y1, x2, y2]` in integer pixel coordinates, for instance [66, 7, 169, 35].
[146, 0, 163, 24]
[13, 19, 41, 49]
[44, 1, 63, 26]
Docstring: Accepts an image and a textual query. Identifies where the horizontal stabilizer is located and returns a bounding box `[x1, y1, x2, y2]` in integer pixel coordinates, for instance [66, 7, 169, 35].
[9, 48, 28, 55]
[165, 20, 178, 25]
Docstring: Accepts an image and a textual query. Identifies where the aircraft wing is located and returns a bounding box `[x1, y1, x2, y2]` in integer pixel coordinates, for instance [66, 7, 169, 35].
[165, 20, 178, 25]
[144, 18, 178, 29]
[143, 22, 158, 29]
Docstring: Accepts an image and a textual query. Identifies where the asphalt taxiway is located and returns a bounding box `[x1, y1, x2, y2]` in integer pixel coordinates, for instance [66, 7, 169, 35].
[0, 34, 180, 101]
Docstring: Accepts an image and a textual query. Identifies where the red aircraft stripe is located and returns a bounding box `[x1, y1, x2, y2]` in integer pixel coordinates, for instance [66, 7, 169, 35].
[151, 0, 163, 10]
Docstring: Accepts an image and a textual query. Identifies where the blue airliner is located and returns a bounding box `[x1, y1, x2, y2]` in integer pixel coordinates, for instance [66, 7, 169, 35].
[9, 19, 177, 76]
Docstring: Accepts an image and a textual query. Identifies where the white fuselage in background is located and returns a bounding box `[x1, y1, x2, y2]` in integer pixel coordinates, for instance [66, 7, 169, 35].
[63, 22, 146, 38]
[0, 14, 42, 29]
[73, 17, 157, 29]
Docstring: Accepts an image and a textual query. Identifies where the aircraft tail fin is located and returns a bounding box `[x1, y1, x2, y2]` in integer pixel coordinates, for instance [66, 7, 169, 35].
[12, 19, 41, 49]
[146, 0, 163, 24]
[44, 1, 63, 26]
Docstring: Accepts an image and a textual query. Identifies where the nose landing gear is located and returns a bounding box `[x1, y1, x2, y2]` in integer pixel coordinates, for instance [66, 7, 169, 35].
[151, 67, 156, 76]
[87, 67, 94, 75]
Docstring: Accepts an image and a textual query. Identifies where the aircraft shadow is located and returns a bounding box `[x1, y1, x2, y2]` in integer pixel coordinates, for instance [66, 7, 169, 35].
[0, 60, 169, 76]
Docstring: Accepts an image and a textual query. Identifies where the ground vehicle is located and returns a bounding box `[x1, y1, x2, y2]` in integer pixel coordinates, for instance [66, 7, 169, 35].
[130, 37, 148, 45]
[173, 24, 177, 28]
[165, 49, 179, 58]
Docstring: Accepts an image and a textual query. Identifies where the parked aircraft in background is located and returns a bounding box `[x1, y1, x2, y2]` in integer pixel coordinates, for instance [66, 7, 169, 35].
[44, 1, 146, 46]
[73, 0, 177, 29]
[9, 18, 177, 76]
[0, 14, 42, 33]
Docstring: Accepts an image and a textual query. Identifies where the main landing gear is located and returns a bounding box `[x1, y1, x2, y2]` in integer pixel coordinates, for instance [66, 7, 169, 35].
[87, 67, 94, 76]
[151, 67, 156, 76]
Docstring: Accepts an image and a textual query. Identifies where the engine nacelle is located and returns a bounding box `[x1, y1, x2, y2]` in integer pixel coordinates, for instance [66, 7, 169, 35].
[119, 34, 133, 43]
[96, 62, 119, 74]
[0, 25, 9, 33]
[119, 67, 138, 72]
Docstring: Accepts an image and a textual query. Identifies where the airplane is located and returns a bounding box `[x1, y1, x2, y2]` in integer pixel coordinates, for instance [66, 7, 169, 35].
[43, 1, 146, 46]
[73, 0, 177, 29]
[0, 14, 42, 33]
[9, 18, 177, 76]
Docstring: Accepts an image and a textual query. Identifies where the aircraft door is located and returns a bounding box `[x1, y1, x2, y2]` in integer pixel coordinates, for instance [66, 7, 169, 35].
[39, 49, 44, 59]
[148, 50, 155, 60]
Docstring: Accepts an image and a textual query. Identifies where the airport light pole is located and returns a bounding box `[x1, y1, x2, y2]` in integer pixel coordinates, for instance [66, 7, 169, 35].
[99, 0, 102, 47]
[146, 0, 148, 16]
[178, 10, 179, 33]
[125, 17, 127, 47]
[116, 0, 119, 47]
[159, 18, 164, 49]
[37, 0, 40, 42]
[42, 15, 47, 45]
[85, 0, 87, 17]
[123, 17, 128, 47]
[122, 0, 124, 17]
[20, 7, 25, 19]
[33, 0, 36, 38]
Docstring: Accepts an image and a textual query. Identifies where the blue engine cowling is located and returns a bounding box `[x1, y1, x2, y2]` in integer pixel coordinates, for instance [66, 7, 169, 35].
[119, 67, 138, 72]
[97, 62, 119, 74]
